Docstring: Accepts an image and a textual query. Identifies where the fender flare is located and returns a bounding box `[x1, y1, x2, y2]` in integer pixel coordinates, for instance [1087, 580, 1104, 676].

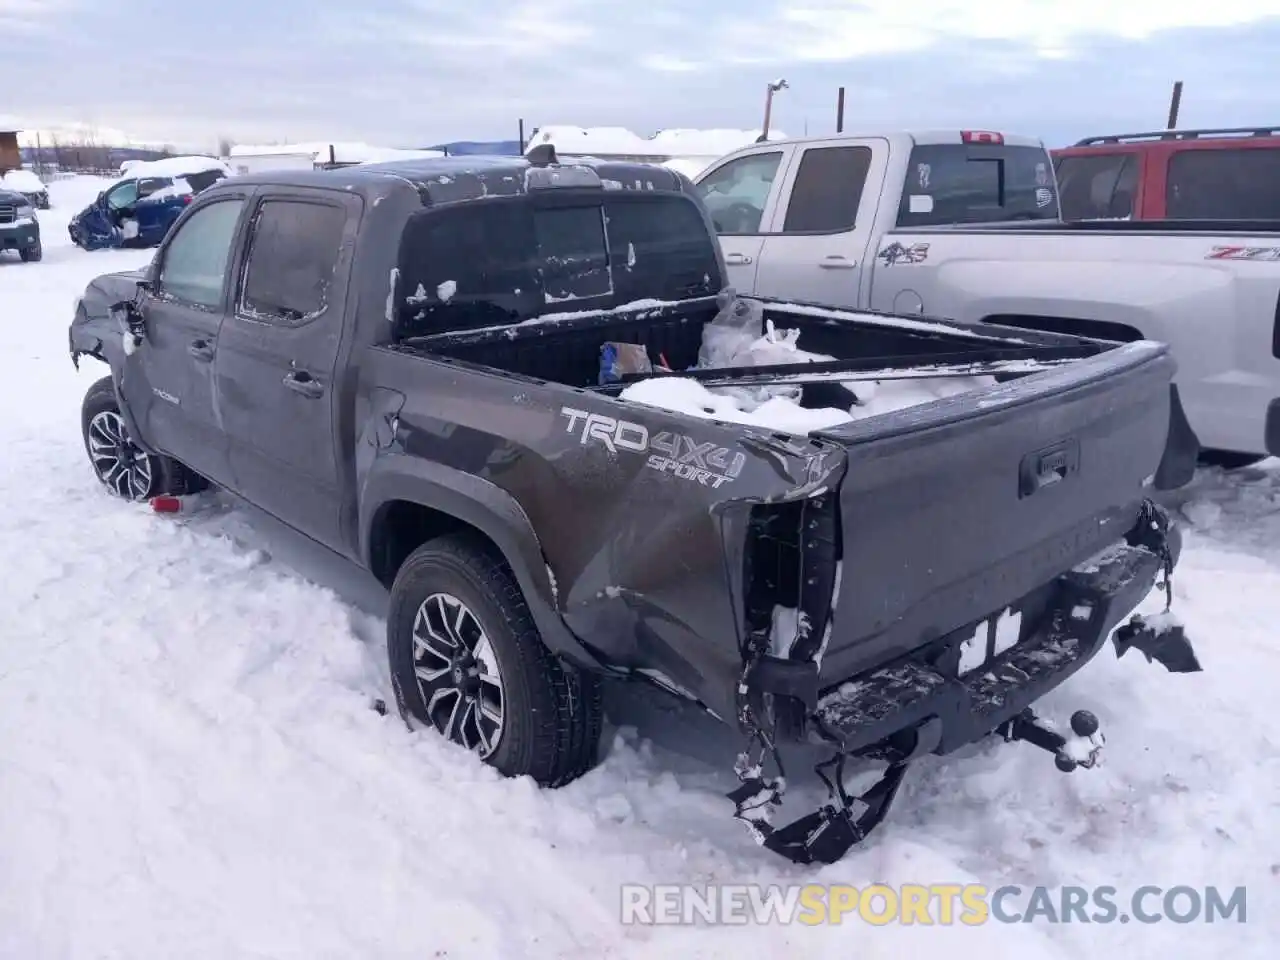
[358, 454, 607, 672]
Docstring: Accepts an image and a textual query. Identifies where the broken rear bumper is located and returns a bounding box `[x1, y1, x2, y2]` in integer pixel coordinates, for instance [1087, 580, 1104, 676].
[768, 506, 1185, 755]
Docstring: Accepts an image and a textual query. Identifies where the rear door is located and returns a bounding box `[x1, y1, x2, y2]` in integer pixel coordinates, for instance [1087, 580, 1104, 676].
[692, 145, 796, 292]
[215, 188, 360, 549]
[1160, 145, 1280, 220]
[122, 190, 252, 485]
[751, 139, 887, 308]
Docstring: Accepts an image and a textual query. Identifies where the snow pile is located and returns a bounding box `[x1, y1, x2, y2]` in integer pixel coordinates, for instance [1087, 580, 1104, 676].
[230, 142, 445, 164]
[621, 295, 995, 435]
[109, 155, 230, 184]
[2, 168, 46, 192]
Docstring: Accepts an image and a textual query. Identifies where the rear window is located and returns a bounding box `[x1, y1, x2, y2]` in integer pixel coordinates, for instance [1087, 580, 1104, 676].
[896, 144, 1059, 226]
[397, 194, 721, 336]
[1166, 148, 1280, 219]
[1054, 153, 1139, 220]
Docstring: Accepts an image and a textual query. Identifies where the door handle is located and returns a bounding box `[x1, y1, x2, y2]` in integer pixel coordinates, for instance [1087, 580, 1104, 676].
[819, 256, 857, 269]
[725, 253, 753, 265]
[188, 339, 215, 361]
[283, 370, 325, 398]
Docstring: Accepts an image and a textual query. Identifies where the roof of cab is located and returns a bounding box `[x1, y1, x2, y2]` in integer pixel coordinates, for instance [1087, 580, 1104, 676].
[218, 154, 695, 206]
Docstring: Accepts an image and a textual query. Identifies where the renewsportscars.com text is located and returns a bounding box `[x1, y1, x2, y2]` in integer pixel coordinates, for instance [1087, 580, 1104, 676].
[620, 883, 1248, 926]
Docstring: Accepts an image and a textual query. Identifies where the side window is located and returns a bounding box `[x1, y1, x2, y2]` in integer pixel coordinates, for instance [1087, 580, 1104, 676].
[136, 177, 169, 200]
[1166, 148, 1280, 219]
[782, 146, 872, 233]
[185, 170, 227, 193]
[105, 181, 139, 210]
[239, 199, 348, 324]
[156, 198, 246, 309]
[1055, 154, 1134, 220]
[695, 151, 784, 234]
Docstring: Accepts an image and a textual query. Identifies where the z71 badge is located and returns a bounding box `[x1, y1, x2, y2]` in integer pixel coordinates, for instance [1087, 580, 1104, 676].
[1205, 245, 1280, 261]
[560, 407, 746, 488]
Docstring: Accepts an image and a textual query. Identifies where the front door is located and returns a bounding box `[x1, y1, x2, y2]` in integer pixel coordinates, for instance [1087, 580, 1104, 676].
[693, 146, 796, 295]
[215, 189, 360, 550]
[751, 140, 887, 310]
[119, 192, 252, 487]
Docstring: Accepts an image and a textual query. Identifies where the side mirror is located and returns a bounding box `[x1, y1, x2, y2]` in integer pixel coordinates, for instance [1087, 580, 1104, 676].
[110, 289, 149, 353]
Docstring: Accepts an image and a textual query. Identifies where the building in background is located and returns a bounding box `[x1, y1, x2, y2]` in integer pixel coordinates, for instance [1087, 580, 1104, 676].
[0, 128, 21, 173]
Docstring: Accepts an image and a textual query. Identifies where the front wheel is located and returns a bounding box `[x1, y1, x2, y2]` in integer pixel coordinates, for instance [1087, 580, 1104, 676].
[80, 375, 179, 500]
[387, 534, 603, 787]
[19, 240, 41, 262]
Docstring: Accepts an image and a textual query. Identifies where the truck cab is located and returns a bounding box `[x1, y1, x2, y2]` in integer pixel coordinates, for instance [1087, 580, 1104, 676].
[1052, 125, 1280, 221]
[693, 130, 1060, 312]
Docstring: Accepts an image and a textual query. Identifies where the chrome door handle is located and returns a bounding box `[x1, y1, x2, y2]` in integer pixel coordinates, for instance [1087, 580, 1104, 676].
[819, 256, 857, 269]
[726, 253, 753, 265]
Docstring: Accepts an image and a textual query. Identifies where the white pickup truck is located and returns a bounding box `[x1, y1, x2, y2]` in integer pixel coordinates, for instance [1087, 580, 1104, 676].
[692, 130, 1280, 469]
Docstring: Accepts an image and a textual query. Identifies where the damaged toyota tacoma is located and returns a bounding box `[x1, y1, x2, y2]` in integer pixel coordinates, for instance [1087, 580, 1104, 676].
[67, 150, 1201, 865]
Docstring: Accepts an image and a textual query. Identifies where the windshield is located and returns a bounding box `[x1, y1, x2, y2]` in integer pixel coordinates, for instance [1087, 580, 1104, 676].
[897, 144, 1059, 226]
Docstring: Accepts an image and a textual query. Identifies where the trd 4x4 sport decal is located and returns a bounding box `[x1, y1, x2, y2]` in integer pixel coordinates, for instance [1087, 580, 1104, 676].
[560, 406, 746, 489]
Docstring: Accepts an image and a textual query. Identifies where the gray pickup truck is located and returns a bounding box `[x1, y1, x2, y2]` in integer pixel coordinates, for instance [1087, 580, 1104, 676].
[67, 151, 1200, 865]
[696, 129, 1280, 469]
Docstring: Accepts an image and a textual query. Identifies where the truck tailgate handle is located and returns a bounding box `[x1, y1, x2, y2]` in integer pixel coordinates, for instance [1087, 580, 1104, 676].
[187, 339, 214, 362]
[819, 255, 857, 269]
[1018, 438, 1080, 498]
[283, 370, 325, 398]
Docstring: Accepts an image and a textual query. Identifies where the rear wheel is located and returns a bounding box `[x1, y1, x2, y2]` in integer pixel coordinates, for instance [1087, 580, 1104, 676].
[387, 533, 603, 786]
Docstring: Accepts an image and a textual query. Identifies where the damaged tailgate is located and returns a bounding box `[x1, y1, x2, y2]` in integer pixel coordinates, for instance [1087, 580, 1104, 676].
[810, 339, 1176, 685]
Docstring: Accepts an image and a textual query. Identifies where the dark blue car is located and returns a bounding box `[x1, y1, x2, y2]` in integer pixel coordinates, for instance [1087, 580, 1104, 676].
[68, 162, 229, 251]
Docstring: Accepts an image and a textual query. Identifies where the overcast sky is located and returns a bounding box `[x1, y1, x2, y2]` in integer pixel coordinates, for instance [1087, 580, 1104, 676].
[3, 0, 1280, 150]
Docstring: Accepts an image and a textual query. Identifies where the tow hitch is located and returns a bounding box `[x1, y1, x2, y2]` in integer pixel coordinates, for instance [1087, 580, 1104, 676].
[999, 708, 1105, 771]
[725, 498, 1200, 866]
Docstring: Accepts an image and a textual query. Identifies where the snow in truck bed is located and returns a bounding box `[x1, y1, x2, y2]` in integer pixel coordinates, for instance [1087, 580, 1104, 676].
[0, 175, 1275, 960]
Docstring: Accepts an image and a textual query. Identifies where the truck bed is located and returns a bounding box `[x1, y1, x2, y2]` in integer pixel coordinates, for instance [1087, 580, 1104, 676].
[392, 296, 1179, 699]
[399, 295, 1105, 392]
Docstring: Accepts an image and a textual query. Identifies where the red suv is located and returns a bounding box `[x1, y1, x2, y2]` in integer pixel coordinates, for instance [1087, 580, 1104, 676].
[1051, 125, 1280, 221]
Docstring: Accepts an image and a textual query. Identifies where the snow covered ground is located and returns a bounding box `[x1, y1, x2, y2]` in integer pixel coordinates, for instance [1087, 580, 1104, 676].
[1, 177, 1276, 960]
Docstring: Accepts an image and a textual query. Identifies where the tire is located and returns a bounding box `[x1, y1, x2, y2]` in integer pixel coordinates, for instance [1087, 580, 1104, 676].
[80, 375, 190, 500]
[19, 240, 42, 262]
[1198, 449, 1266, 471]
[387, 533, 603, 787]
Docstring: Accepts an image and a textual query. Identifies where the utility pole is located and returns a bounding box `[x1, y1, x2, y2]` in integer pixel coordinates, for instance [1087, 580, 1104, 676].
[836, 86, 846, 133]
[760, 78, 789, 141]
[1167, 81, 1183, 130]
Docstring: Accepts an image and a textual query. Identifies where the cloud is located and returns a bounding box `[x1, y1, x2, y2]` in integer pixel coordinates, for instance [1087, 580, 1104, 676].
[718, 0, 1280, 62]
[0, 0, 77, 33]
[1, 0, 1278, 151]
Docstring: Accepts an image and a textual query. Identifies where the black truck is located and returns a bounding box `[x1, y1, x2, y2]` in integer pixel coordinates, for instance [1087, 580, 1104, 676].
[67, 151, 1201, 865]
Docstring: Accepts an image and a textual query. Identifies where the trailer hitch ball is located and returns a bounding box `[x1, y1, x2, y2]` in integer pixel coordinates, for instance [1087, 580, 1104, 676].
[1070, 710, 1099, 738]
